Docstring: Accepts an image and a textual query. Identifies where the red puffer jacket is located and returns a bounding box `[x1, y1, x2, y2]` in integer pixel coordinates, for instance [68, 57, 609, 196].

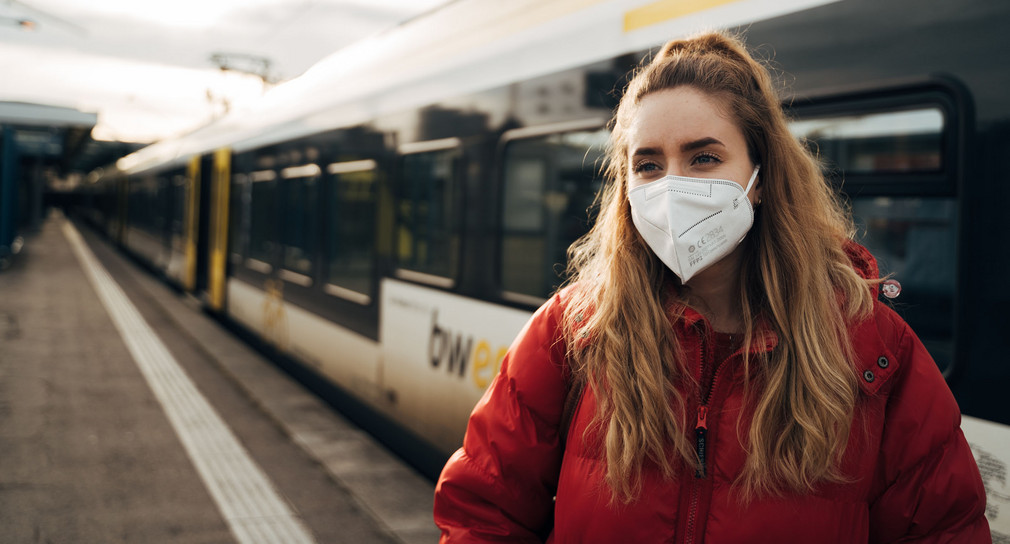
[434, 246, 990, 543]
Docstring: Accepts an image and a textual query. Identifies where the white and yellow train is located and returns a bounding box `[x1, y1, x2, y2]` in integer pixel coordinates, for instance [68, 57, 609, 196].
[75, 0, 1010, 536]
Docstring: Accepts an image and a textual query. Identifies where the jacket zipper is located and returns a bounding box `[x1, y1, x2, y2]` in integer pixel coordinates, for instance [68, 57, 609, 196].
[695, 405, 709, 478]
[685, 406, 708, 544]
[695, 327, 727, 479]
[685, 326, 732, 544]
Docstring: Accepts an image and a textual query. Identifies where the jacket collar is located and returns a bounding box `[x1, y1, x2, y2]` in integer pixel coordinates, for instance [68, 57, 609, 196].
[841, 241, 902, 394]
[843, 241, 881, 298]
[663, 299, 779, 355]
[658, 240, 886, 369]
[849, 308, 899, 395]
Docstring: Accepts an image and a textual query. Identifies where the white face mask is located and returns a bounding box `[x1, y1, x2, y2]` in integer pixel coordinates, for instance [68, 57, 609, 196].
[628, 165, 760, 283]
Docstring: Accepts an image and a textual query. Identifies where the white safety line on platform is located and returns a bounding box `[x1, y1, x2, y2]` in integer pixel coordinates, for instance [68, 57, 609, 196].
[62, 221, 317, 544]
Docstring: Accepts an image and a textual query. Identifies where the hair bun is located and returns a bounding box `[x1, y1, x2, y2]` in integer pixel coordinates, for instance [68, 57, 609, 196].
[656, 32, 748, 63]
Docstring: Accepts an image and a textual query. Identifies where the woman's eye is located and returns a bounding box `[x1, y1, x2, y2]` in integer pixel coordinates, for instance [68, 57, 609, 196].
[693, 153, 722, 165]
[633, 161, 660, 174]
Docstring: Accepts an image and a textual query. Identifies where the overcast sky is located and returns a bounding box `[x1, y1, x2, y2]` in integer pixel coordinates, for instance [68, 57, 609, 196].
[0, 0, 451, 142]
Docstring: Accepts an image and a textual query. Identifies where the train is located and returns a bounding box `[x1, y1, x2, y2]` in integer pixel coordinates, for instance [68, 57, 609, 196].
[74, 0, 1010, 536]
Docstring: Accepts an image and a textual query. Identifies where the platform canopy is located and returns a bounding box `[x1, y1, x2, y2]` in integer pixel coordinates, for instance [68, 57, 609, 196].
[0, 101, 97, 128]
[0, 101, 142, 176]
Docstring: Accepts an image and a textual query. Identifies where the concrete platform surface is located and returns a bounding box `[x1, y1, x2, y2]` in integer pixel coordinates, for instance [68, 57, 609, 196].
[0, 212, 440, 544]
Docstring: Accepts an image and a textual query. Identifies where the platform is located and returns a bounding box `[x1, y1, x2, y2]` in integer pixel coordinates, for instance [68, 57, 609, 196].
[0, 212, 439, 544]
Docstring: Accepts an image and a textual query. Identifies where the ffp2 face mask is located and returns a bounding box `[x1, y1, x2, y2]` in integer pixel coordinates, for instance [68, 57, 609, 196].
[628, 165, 760, 283]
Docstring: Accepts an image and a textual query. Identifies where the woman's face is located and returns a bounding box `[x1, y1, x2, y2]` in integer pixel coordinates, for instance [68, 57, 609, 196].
[625, 86, 760, 205]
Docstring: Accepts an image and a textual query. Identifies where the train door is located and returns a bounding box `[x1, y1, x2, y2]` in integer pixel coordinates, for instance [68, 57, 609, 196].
[183, 157, 200, 292]
[195, 155, 213, 296]
[206, 148, 231, 311]
[185, 149, 231, 309]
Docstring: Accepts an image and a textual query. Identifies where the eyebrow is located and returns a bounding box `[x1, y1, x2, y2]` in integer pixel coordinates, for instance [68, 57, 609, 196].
[629, 137, 726, 158]
[681, 137, 725, 152]
[630, 147, 662, 159]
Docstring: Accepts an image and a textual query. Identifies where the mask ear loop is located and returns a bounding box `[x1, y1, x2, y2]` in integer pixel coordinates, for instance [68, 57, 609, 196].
[734, 165, 761, 209]
[742, 165, 761, 196]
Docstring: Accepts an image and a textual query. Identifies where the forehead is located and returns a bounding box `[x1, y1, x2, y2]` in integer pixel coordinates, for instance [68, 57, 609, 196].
[625, 86, 742, 148]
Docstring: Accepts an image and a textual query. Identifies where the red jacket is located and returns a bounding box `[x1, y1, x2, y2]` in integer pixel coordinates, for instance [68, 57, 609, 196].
[434, 247, 990, 543]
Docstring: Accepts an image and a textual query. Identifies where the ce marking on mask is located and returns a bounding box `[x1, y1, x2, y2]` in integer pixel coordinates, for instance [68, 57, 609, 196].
[687, 225, 728, 268]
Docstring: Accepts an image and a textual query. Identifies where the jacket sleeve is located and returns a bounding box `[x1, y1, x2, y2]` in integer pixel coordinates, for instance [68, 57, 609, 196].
[868, 308, 991, 543]
[434, 294, 569, 543]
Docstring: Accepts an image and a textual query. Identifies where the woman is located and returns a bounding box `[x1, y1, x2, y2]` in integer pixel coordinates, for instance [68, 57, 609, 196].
[434, 32, 989, 543]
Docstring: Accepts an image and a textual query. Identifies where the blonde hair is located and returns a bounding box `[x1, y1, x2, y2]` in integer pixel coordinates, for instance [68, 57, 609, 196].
[562, 31, 875, 502]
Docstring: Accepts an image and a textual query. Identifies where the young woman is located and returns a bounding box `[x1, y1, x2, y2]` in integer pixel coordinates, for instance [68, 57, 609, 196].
[433, 32, 990, 543]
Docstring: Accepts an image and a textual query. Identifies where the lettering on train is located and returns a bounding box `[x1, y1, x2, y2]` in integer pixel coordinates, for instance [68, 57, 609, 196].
[429, 311, 509, 390]
[429, 311, 473, 377]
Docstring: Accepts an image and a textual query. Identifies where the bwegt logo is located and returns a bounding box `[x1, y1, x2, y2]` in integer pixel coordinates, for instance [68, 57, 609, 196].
[428, 311, 472, 378]
[428, 311, 509, 390]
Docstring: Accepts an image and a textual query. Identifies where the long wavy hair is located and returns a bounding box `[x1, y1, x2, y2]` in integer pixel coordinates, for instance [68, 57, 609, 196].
[562, 31, 875, 502]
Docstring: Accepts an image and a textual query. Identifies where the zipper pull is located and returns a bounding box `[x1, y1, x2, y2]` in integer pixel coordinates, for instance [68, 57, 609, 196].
[695, 406, 708, 478]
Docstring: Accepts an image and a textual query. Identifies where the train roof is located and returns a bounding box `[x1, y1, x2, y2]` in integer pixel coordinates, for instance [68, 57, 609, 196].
[114, 0, 838, 176]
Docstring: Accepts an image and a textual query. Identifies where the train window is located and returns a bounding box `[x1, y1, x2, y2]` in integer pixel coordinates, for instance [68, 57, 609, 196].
[126, 182, 143, 232]
[394, 139, 461, 287]
[790, 108, 945, 175]
[246, 169, 277, 273]
[325, 159, 378, 305]
[229, 173, 248, 265]
[280, 164, 321, 286]
[155, 176, 168, 235]
[499, 123, 609, 302]
[788, 80, 967, 376]
[170, 173, 186, 242]
[851, 196, 957, 370]
[128, 176, 160, 235]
